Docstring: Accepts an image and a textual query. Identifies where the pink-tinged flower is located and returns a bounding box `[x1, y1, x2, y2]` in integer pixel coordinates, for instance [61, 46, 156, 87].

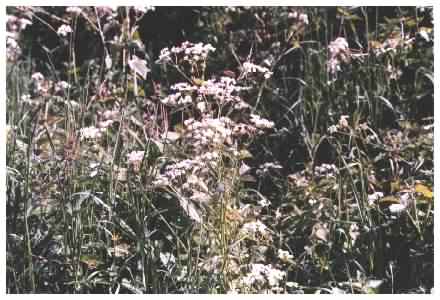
[329, 37, 349, 57]
[31, 72, 44, 81]
[126, 150, 145, 172]
[96, 6, 118, 19]
[327, 37, 351, 74]
[127, 151, 145, 164]
[6, 35, 21, 61]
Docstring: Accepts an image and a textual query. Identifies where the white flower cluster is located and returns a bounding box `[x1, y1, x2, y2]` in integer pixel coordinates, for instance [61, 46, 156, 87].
[327, 37, 350, 74]
[7, 15, 32, 32]
[184, 117, 234, 147]
[277, 249, 293, 262]
[241, 263, 286, 288]
[287, 171, 310, 188]
[367, 191, 384, 205]
[287, 11, 309, 25]
[241, 220, 269, 237]
[31, 72, 46, 92]
[154, 41, 276, 225]
[372, 35, 415, 57]
[158, 41, 216, 64]
[250, 114, 275, 129]
[7, 34, 21, 62]
[134, 6, 155, 14]
[314, 163, 338, 178]
[66, 6, 82, 15]
[242, 61, 273, 79]
[153, 151, 219, 187]
[161, 77, 249, 108]
[54, 81, 71, 93]
[57, 24, 73, 37]
[80, 126, 105, 140]
[126, 150, 144, 164]
[199, 77, 249, 103]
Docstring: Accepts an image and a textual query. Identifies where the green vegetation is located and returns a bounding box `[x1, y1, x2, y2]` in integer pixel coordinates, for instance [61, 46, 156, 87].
[6, 6, 433, 293]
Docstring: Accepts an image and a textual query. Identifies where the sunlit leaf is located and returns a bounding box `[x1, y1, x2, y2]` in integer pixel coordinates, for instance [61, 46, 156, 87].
[415, 183, 433, 199]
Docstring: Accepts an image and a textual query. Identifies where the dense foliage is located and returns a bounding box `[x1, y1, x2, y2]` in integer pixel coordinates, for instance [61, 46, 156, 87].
[6, 6, 433, 293]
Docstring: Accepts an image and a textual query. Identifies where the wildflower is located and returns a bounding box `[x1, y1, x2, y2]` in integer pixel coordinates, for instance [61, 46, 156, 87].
[89, 162, 100, 177]
[349, 223, 360, 246]
[328, 124, 338, 134]
[134, 6, 155, 14]
[258, 198, 270, 207]
[278, 249, 293, 262]
[298, 13, 309, 25]
[338, 115, 349, 128]
[242, 264, 286, 288]
[102, 109, 120, 120]
[327, 37, 350, 74]
[242, 61, 273, 79]
[54, 81, 70, 92]
[157, 42, 215, 64]
[266, 267, 286, 287]
[66, 6, 82, 15]
[241, 220, 268, 236]
[6, 35, 21, 61]
[389, 203, 406, 214]
[57, 24, 72, 37]
[314, 163, 338, 177]
[250, 114, 275, 129]
[329, 37, 349, 58]
[96, 6, 118, 19]
[80, 126, 104, 140]
[288, 11, 298, 19]
[367, 191, 384, 205]
[127, 151, 145, 164]
[287, 172, 309, 188]
[98, 120, 114, 129]
[196, 101, 207, 113]
[31, 72, 44, 81]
